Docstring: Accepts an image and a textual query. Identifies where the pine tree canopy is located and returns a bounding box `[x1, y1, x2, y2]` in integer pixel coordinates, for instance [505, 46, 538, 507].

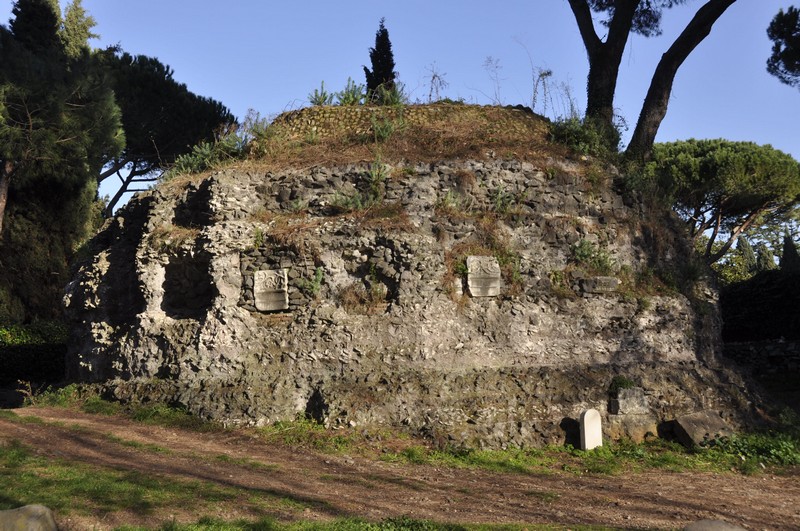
[644, 139, 800, 264]
[767, 6, 800, 88]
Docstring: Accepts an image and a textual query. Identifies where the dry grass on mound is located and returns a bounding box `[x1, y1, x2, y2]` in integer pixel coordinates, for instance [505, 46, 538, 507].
[162, 105, 567, 194]
[248, 104, 557, 170]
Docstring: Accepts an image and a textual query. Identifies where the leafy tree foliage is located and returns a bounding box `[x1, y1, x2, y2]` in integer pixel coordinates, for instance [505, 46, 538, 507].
[712, 236, 759, 285]
[767, 6, 800, 88]
[0, 0, 123, 321]
[567, 0, 737, 159]
[97, 48, 235, 216]
[363, 18, 398, 103]
[642, 139, 800, 264]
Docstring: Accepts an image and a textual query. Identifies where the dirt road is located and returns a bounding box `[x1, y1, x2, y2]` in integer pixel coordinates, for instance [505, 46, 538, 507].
[1, 407, 798, 530]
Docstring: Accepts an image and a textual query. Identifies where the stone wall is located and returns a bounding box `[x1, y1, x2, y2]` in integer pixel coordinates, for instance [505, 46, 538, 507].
[64, 157, 755, 448]
[270, 104, 545, 141]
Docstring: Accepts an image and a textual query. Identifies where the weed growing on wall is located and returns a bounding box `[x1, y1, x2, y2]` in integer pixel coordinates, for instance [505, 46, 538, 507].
[571, 239, 615, 275]
[297, 267, 324, 298]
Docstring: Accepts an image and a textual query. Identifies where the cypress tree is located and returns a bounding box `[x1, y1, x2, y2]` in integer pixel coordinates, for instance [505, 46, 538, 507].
[9, 0, 61, 54]
[738, 237, 757, 275]
[61, 0, 97, 58]
[780, 233, 800, 272]
[363, 18, 397, 103]
[756, 243, 779, 272]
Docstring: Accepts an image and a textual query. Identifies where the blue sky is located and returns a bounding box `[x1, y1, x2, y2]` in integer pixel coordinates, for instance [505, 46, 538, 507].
[1, 1, 799, 203]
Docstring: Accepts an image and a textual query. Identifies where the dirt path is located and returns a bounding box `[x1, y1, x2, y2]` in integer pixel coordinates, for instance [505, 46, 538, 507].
[1, 407, 798, 530]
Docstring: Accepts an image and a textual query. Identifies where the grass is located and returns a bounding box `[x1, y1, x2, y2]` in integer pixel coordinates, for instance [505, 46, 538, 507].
[378, 435, 800, 476]
[0, 440, 242, 516]
[257, 417, 357, 453]
[15, 386, 800, 476]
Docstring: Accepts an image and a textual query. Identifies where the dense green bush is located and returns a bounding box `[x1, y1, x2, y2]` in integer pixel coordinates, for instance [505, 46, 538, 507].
[549, 117, 620, 160]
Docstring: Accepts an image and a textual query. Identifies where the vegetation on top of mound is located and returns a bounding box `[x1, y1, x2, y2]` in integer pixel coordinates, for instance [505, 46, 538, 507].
[160, 104, 587, 186]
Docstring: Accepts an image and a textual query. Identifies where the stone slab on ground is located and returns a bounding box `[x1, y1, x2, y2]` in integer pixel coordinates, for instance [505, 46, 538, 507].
[0, 504, 57, 531]
[674, 410, 733, 447]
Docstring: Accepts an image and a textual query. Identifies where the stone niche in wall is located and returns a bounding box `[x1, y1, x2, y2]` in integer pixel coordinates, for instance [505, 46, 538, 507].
[161, 252, 217, 319]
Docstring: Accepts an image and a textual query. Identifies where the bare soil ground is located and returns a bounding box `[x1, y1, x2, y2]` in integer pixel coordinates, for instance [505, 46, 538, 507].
[1, 406, 798, 530]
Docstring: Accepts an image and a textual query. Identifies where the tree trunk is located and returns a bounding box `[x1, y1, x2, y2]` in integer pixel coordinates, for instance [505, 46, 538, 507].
[626, 0, 737, 160]
[0, 161, 13, 237]
[569, 0, 640, 130]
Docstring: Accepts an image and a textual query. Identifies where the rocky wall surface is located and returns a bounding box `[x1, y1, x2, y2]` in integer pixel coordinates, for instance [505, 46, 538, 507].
[64, 158, 755, 448]
[270, 104, 545, 141]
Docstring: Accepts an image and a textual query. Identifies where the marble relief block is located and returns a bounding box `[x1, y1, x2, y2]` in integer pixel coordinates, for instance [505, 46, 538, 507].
[466, 256, 501, 297]
[254, 269, 289, 311]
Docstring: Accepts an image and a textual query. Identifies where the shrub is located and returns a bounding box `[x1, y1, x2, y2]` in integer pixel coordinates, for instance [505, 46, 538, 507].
[608, 375, 636, 398]
[336, 77, 365, 106]
[165, 132, 242, 178]
[549, 116, 619, 159]
[0, 321, 67, 347]
[308, 81, 334, 106]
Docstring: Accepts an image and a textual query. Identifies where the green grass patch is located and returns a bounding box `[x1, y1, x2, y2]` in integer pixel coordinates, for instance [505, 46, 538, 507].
[82, 395, 123, 415]
[0, 439, 239, 516]
[380, 445, 559, 475]
[379, 434, 800, 476]
[106, 434, 171, 454]
[214, 454, 279, 472]
[128, 403, 222, 433]
[0, 439, 316, 524]
[257, 418, 356, 453]
[0, 409, 18, 420]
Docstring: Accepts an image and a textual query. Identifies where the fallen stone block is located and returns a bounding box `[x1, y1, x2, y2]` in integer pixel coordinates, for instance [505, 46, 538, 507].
[606, 413, 658, 443]
[674, 410, 733, 447]
[0, 504, 57, 531]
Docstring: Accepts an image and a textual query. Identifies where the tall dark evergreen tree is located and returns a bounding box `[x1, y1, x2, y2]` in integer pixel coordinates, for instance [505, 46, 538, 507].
[0, 0, 123, 320]
[363, 18, 397, 102]
[757, 243, 779, 272]
[767, 6, 800, 89]
[780, 232, 800, 271]
[9, 0, 61, 53]
[738, 236, 757, 275]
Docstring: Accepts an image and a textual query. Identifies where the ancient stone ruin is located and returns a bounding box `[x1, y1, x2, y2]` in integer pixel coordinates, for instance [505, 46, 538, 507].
[64, 106, 755, 448]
